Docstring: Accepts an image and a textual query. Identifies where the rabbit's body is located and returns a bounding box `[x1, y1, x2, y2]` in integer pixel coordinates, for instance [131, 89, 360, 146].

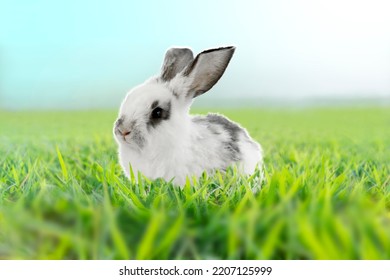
[119, 112, 262, 185]
[114, 46, 263, 185]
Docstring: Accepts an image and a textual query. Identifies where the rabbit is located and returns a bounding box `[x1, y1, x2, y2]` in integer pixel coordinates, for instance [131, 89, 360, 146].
[113, 46, 263, 185]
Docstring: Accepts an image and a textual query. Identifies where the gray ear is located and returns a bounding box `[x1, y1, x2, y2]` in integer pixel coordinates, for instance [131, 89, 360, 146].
[161, 48, 194, 81]
[183, 46, 235, 98]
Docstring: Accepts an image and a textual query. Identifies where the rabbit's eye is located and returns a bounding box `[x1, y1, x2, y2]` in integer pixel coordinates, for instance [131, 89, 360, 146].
[148, 102, 171, 128]
[151, 107, 163, 119]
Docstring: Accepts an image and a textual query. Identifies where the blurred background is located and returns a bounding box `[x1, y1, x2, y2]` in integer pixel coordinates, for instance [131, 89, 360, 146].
[1, 0, 390, 260]
[1, 0, 389, 110]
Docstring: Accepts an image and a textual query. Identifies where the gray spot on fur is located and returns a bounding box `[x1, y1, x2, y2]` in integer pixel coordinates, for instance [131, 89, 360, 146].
[209, 125, 221, 135]
[151, 100, 158, 109]
[171, 89, 180, 98]
[224, 141, 241, 161]
[126, 120, 145, 149]
[193, 113, 243, 162]
[132, 126, 146, 149]
[115, 117, 124, 128]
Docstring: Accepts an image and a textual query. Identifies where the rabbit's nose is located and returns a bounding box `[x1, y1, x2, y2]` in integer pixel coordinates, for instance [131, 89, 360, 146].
[116, 127, 131, 137]
[120, 129, 131, 137]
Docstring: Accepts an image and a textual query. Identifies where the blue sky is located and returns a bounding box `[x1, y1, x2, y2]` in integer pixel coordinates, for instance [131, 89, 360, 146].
[1, 0, 390, 109]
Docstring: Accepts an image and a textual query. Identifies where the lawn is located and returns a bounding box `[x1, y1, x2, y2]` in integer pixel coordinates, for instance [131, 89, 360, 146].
[0, 107, 389, 259]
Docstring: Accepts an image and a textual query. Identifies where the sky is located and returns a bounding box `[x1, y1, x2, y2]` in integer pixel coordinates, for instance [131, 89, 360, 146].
[1, 0, 390, 109]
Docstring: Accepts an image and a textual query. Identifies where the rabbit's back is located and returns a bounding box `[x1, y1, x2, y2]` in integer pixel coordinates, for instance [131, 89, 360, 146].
[192, 113, 262, 174]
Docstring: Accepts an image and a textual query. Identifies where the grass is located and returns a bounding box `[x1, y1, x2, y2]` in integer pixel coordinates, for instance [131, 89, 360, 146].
[0, 107, 389, 260]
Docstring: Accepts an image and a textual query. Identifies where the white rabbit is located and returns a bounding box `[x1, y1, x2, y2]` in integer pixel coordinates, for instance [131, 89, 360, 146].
[114, 46, 263, 185]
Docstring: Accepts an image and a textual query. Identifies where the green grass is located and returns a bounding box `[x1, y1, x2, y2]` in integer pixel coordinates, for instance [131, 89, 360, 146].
[0, 107, 389, 259]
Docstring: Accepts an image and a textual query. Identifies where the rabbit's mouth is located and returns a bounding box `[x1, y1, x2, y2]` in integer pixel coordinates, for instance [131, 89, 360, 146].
[114, 127, 146, 150]
[114, 127, 129, 139]
[114, 127, 132, 145]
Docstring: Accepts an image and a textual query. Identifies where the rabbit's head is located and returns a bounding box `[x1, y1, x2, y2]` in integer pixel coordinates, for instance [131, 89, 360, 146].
[114, 46, 235, 151]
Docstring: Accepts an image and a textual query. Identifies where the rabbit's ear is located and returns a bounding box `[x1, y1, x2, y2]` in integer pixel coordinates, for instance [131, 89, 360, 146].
[161, 48, 194, 81]
[183, 46, 235, 98]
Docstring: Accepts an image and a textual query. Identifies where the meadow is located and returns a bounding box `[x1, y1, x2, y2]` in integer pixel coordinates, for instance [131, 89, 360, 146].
[0, 107, 389, 259]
